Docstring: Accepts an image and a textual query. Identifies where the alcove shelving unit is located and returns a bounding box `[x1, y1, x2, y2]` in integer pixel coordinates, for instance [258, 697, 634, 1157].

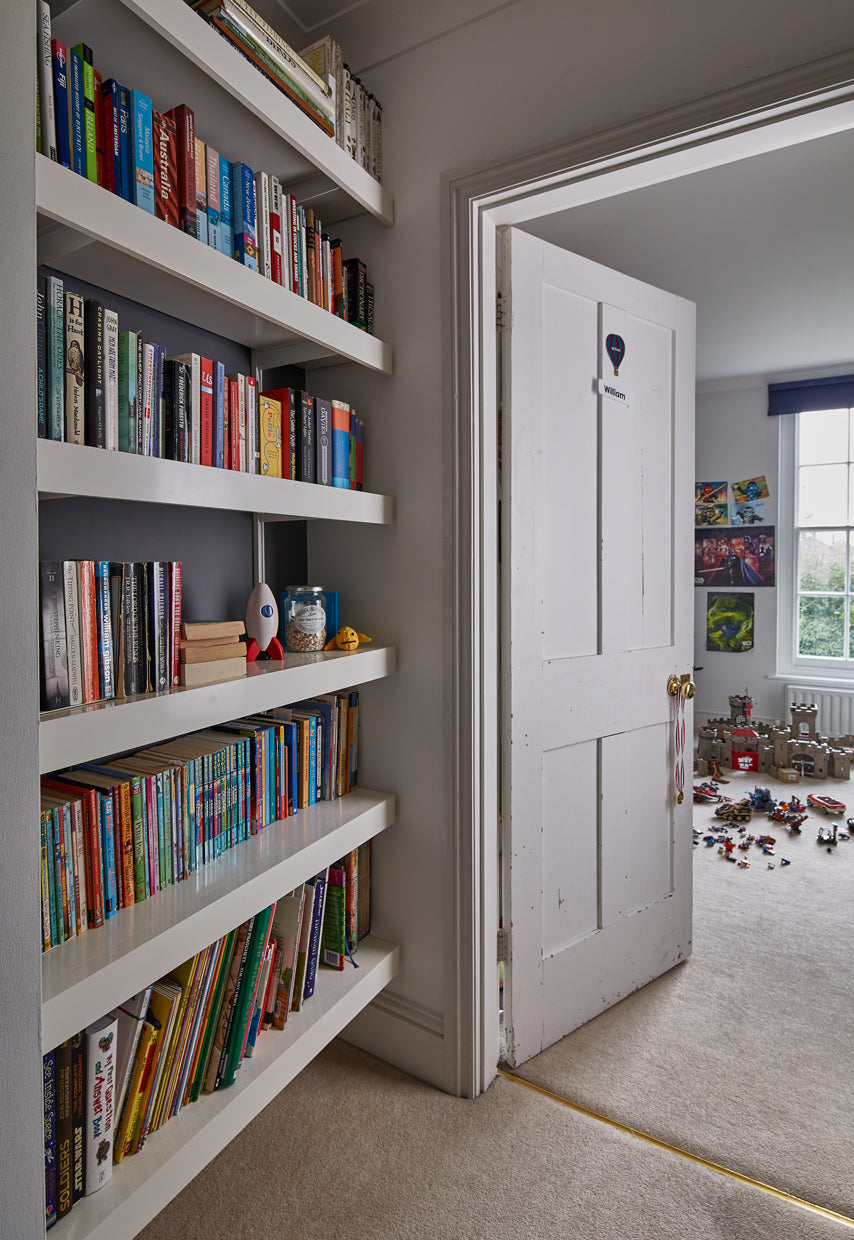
[35, 1, 398, 1235]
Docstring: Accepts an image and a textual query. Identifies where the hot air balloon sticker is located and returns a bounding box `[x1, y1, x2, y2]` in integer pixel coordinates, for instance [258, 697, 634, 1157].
[606, 333, 626, 376]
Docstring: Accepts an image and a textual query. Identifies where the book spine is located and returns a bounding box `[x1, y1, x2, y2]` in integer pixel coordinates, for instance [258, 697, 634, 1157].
[38, 1, 58, 162]
[141, 342, 155, 456]
[93, 68, 105, 187]
[166, 105, 197, 237]
[169, 561, 182, 688]
[331, 399, 350, 488]
[153, 109, 179, 227]
[227, 378, 241, 469]
[117, 331, 138, 452]
[101, 78, 121, 195]
[354, 415, 364, 489]
[258, 395, 282, 477]
[104, 307, 119, 451]
[131, 89, 154, 214]
[37, 277, 47, 439]
[206, 144, 222, 250]
[218, 153, 233, 257]
[231, 161, 257, 270]
[84, 1017, 117, 1193]
[47, 273, 65, 440]
[117, 84, 133, 202]
[194, 137, 208, 244]
[245, 374, 258, 474]
[68, 46, 85, 176]
[301, 870, 328, 998]
[330, 237, 344, 317]
[72, 44, 97, 182]
[214, 360, 225, 468]
[55, 1039, 73, 1219]
[314, 396, 332, 485]
[254, 170, 271, 279]
[296, 391, 314, 482]
[320, 865, 346, 969]
[94, 560, 115, 700]
[62, 560, 83, 708]
[43, 1050, 57, 1229]
[51, 40, 71, 169]
[40, 561, 69, 710]
[83, 298, 106, 448]
[270, 175, 284, 286]
[64, 291, 85, 444]
[200, 357, 214, 466]
[76, 561, 99, 703]
[70, 1033, 85, 1204]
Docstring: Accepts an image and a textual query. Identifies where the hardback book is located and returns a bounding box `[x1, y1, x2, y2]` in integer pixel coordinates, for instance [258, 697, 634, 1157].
[254, 169, 272, 279]
[83, 298, 106, 448]
[62, 560, 83, 708]
[51, 39, 71, 169]
[71, 44, 97, 182]
[290, 880, 315, 1012]
[67, 45, 86, 177]
[104, 307, 119, 450]
[205, 144, 222, 250]
[70, 1032, 86, 1204]
[218, 153, 233, 257]
[54, 1039, 73, 1219]
[171, 351, 201, 464]
[152, 109, 179, 227]
[231, 160, 257, 270]
[46, 274, 64, 441]
[113, 1017, 158, 1164]
[330, 398, 350, 489]
[77, 560, 100, 703]
[301, 869, 329, 999]
[38, 1, 58, 162]
[258, 393, 282, 478]
[117, 331, 138, 453]
[117, 84, 133, 202]
[213, 359, 226, 468]
[295, 389, 314, 482]
[163, 358, 189, 462]
[40, 560, 70, 711]
[205, 918, 252, 1093]
[314, 396, 332, 485]
[84, 1014, 118, 1192]
[43, 1049, 57, 1230]
[169, 562, 182, 687]
[299, 34, 345, 148]
[200, 356, 214, 466]
[101, 78, 122, 195]
[366, 281, 375, 335]
[245, 373, 258, 473]
[194, 136, 208, 244]
[269, 174, 284, 286]
[221, 903, 276, 1087]
[94, 560, 115, 700]
[180, 655, 246, 688]
[130, 88, 154, 214]
[147, 561, 169, 692]
[37, 277, 47, 439]
[343, 256, 367, 328]
[93, 68, 105, 187]
[320, 864, 346, 970]
[260, 385, 294, 479]
[64, 291, 85, 444]
[182, 618, 246, 641]
[41, 776, 104, 929]
[357, 838, 371, 940]
[342, 847, 359, 952]
[180, 638, 242, 663]
[112, 987, 154, 1139]
[165, 104, 197, 237]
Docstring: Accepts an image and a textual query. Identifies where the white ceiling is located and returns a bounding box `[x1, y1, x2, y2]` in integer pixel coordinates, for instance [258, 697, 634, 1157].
[519, 127, 854, 385]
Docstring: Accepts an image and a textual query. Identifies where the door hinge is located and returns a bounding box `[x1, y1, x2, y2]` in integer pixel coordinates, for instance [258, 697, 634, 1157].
[497, 926, 510, 964]
[496, 294, 509, 332]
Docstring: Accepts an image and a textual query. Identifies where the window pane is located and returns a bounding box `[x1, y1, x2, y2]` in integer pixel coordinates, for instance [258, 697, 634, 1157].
[798, 463, 847, 526]
[798, 595, 845, 658]
[799, 530, 846, 592]
[798, 407, 849, 465]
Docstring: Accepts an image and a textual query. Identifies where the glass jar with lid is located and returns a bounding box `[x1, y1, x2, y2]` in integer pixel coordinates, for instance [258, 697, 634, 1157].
[282, 585, 327, 652]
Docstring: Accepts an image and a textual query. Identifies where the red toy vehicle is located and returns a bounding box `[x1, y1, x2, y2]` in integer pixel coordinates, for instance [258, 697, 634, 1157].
[807, 794, 846, 816]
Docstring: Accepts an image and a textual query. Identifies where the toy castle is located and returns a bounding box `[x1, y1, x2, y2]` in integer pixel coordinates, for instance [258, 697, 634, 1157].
[696, 694, 852, 781]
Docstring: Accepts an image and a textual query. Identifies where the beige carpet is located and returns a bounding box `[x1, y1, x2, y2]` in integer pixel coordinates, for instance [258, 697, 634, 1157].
[139, 1039, 850, 1240]
[514, 767, 854, 1220]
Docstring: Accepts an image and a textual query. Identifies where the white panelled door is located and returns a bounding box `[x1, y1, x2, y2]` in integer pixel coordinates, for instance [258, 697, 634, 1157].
[500, 227, 695, 1069]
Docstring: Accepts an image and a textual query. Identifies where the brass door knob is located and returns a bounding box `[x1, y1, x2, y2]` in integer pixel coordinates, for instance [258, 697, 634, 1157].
[667, 673, 695, 699]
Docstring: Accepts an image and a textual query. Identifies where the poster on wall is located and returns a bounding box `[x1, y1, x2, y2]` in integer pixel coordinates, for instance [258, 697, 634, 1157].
[732, 474, 770, 504]
[694, 526, 775, 587]
[731, 500, 766, 525]
[695, 480, 728, 526]
[706, 591, 755, 653]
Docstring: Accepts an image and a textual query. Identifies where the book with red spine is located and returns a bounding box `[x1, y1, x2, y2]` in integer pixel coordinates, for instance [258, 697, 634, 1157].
[227, 378, 241, 469]
[199, 357, 214, 467]
[152, 110, 179, 227]
[270, 175, 284, 286]
[76, 561, 99, 703]
[164, 104, 197, 238]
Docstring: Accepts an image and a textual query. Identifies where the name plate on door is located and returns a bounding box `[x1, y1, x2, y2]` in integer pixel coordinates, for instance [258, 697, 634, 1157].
[598, 378, 632, 408]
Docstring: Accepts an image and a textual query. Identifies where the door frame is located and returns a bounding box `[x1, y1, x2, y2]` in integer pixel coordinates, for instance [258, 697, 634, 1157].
[445, 49, 854, 1099]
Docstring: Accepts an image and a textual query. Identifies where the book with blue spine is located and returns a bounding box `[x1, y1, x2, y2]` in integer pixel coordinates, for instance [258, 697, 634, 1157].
[214, 360, 225, 467]
[94, 560, 115, 700]
[51, 41, 71, 169]
[99, 791, 118, 920]
[71, 44, 97, 182]
[330, 398, 350, 488]
[231, 161, 258, 270]
[46, 274, 63, 442]
[118, 85, 133, 202]
[100, 78, 123, 196]
[130, 89, 155, 214]
[67, 46, 85, 176]
[219, 154, 233, 257]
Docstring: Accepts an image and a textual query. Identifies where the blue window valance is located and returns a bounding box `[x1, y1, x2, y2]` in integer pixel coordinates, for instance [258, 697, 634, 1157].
[768, 374, 854, 416]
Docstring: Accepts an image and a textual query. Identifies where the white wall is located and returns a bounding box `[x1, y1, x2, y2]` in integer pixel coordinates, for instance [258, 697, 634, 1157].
[305, 0, 854, 1093]
[694, 385, 784, 723]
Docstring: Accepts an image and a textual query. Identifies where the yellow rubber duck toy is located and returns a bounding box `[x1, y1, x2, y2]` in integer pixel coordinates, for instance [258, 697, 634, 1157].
[324, 625, 372, 652]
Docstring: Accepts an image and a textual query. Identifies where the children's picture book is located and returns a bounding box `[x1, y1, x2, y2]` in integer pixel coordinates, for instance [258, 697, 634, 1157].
[706, 591, 755, 653]
[732, 474, 770, 504]
[694, 527, 775, 587]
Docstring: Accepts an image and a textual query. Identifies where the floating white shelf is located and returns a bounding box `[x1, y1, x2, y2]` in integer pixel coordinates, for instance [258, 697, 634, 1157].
[54, 935, 399, 1240]
[40, 646, 398, 774]
[48, 0, 393, 226]
[37, 158, 392, 373]
[42, 787, 396, 1050]
[38, 440, 394, 524]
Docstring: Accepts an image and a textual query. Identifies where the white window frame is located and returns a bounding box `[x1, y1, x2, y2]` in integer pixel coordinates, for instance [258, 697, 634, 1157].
[777, 410, 854, 686]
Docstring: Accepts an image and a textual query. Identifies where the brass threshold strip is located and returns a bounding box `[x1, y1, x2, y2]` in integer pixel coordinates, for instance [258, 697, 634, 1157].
[498, 1068, 854, 1230]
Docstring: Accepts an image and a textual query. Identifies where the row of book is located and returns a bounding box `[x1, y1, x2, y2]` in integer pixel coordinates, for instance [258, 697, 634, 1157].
[44, 845, 369, 1226]
[187, 1, 383, 182]
[40, 692, 360, 950]
[36, 3, 376, 328]
[39, 560, 182, 713]
[36, 272, 367, 485]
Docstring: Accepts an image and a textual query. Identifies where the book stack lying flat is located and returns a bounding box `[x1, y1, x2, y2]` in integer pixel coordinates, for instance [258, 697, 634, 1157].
[180, 620, 246, 687]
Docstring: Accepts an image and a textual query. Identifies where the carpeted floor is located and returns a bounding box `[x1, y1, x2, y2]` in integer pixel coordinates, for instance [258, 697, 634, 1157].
[514, 767, 854, 1220]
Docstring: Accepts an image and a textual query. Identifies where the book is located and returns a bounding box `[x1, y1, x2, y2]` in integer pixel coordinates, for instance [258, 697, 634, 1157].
[41, 776, 104, 929]
[205, 919, 252, 1093]
[194, 136, 207, 244]
[165, 104, 197, 238]
[300, 34, 345, 149]
[320, 864, 346, 969]
[46, 274, 64, 442]
[213, 359, 226, 468]
[314, 396, 332, 485]
[117, 84, 133, 202]
[180, 639, 243, 663]
[163, 358, 189, 462]
[101, 78, 122, 195]
[231, 161, 257, 270]
[112, 987, 154, 1140]
[258, 393, 282, 477]
[220, 903, 276, 1086]
[67, 45, 86, 177]
[94, 561, 115, 700]
[301, 868, 329, 999]
[117, 331, 138, 452]
[130, 88, 154, 214]
[206, 144, 222, 251]
[93, 68, 105, 187]
[83, 298, 106, 448]
[55, 1039, 73, 1219]
[71, 44, 97, 182]
[295, 389, 314, 483]
[62, 560, 83, 708]
[290, 879, 315, 1012]
[70, 1032, 86, 1204]
[40, 560, 69, 710]
[181, 619, 246, 641]
[171, 351, 201, 464]
[200, 356, 213, 466]
[254, 169, 271, 279]
[179, 655, 246, 688]
[43, 1050, 57, 1229]
[169, 561, 182, 688]
[357, 838, 371, 940]
[38, 1, 58, 162]
[269, 174, 284, 285]
[104, 307, 119, 450]
[153, 109, 179, 227]
[37, 276, 47, 439]
[343, 256, 367, 328]
[113, 1017, 158, 1164]
[64, 291, 85, 444]
[84, 1014, 118, 1192]
[51, 40, 71, 169]
[331, 398, 350, 488]
[245, 374, 258, 473]
[219, 153, 233, 257]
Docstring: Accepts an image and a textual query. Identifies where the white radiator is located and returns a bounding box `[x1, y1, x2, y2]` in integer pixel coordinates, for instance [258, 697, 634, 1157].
[784, 685, 854, 738]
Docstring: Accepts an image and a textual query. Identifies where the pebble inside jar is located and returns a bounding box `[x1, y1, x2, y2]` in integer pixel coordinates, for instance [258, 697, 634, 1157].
[283, 586, 327, 652]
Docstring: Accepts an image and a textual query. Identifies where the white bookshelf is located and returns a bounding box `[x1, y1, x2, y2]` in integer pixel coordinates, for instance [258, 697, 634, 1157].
[38, 440, 394, 523]
[33, 1, 399, 1233]
[55, 936, 399, 1240]
[42, 788, 397, 1050]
